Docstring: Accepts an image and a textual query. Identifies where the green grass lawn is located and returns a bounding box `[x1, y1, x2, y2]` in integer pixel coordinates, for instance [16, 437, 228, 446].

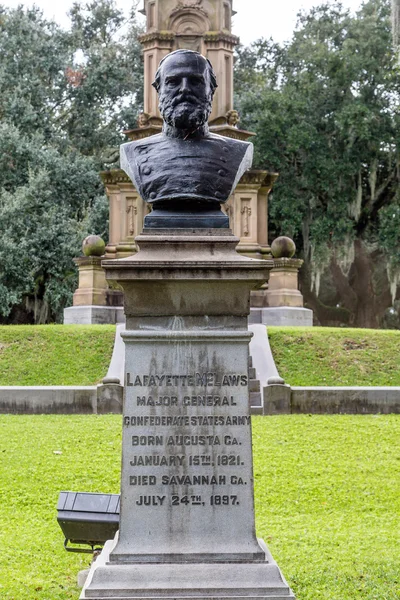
[0, 325, 398, 388]
[0, 414, 399, 599]
[268, 327, 400, 386]
[0, 325, 116, 385]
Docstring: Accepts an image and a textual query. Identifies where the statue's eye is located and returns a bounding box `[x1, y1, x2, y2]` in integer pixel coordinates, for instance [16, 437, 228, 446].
[189, 76, 203, 85]
[166, 77, 179, 86]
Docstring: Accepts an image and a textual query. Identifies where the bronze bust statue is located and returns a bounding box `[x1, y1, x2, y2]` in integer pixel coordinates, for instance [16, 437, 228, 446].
[120, 50, 253, 228]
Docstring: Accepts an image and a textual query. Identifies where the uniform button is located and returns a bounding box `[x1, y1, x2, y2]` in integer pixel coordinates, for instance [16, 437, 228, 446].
[220, 157, 227, 163]
[218, 169, 225, 176]
[215, 191, 223, 200]
[149, 192, 157, 200]
[143, 166, 151, 175]
[223, 147, 228, 152]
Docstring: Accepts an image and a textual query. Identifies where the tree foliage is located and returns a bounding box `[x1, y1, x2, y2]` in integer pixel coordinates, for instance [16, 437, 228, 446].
[235, 0, 400, 327]
[1, 0, 398, 327]
[0, 1, 143, 322]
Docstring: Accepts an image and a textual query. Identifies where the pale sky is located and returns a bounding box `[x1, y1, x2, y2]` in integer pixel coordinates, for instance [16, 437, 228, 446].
[2, 0, 364, 45]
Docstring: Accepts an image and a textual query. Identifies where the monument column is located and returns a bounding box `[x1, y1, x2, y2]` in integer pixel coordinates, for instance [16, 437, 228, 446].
[138, 0, 237, 122]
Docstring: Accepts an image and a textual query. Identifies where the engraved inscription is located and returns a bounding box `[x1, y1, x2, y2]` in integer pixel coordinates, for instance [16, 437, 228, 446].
[125, 371, 251, 511]
[126, 372, 248, 387]
[124, 416, 250, 427]
[136, 495, 166, 506]
[130, 455, 186, 466]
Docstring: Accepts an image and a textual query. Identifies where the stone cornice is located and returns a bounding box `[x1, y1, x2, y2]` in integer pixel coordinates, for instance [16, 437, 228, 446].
[238, 170, 279, 188]
[123, 125, 162, 141]
[272, 257, 304, 269]
[263, 172, 279, 188]
[210, 124, 255, 141]
[138, 30, 240, 47]
[73, 256, 104, 267]
[138, 31, 175, 44]
[204, 31, 239, 46]
[101, 170, 131, 185]
[138, 29, 239, 47]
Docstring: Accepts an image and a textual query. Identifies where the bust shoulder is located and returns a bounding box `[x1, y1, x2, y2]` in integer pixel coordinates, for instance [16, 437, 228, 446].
[120, 134, 163, 159]
[120, 136, 165, 194]
[207, 132, 252, 152]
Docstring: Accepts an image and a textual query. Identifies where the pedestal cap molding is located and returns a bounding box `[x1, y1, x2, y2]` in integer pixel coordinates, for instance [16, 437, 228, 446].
[121, 330, 253, 342]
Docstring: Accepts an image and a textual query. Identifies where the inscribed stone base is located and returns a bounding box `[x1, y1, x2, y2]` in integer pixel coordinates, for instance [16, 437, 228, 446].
[63, 306, 125, 325]
[113, 330, 263, 563]
[83, 229, 295, 600]
[249, 307, 313, 327]
[81, 537, 295, 600]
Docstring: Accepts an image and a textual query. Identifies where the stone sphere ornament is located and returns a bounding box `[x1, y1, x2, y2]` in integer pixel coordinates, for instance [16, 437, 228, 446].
[271, 236, 296, 259]
[82, 235, 105, 257]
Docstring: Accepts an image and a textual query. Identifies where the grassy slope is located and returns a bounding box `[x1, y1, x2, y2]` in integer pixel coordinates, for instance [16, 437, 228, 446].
[0, 325, 398, 387]
[0, 325, 116, 385]
[0, 415, 399, 600]
[268, 327, 400, 386]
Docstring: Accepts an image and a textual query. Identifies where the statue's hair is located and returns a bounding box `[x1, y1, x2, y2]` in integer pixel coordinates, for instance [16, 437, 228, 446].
[152, 49, 217, 95]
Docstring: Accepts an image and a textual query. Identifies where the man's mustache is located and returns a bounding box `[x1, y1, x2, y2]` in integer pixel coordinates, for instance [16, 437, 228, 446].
[171, 93, 201, 107]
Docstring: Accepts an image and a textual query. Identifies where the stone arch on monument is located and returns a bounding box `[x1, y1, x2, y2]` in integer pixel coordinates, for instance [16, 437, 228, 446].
[169, 7, 210, 51]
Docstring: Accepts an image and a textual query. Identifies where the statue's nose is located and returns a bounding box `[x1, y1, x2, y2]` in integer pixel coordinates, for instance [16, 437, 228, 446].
[179, 77, 190, 92]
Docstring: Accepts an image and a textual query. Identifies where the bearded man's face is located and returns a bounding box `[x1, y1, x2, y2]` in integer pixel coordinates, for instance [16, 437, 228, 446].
[157, 53, 213, 129]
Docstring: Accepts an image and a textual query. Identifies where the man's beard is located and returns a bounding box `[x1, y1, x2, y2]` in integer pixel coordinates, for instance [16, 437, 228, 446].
[159, 91, 212, 130]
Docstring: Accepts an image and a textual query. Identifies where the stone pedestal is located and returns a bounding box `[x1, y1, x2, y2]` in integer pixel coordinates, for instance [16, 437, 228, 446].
[265, 258, 305, 308]
[72, 256, 108, 307]
[64, 305, 125, 325]
[80, 229, 294, 600]
[250, 256, 313, 327]
[63, 256, 124, 325]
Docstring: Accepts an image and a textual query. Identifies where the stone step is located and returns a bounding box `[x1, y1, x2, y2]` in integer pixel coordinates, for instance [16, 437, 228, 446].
[249, 378, 260, 393]
[248, 366, 256, 380]
[248, 356, 262, 414]
[249, 391, 262, 408]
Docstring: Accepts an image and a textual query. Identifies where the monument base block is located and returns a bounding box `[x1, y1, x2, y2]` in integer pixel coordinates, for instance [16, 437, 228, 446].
[249, 307, 313, 327]
[81, 537, 295, 600]
[63, 306, 125, 325]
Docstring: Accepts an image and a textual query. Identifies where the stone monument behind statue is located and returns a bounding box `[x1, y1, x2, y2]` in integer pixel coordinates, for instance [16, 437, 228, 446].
[80, 50, 295, 600]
